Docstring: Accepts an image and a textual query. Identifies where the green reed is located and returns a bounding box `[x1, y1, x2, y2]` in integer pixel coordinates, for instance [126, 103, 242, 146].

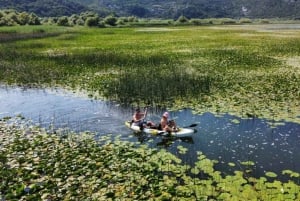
[103, 64, 213, 105]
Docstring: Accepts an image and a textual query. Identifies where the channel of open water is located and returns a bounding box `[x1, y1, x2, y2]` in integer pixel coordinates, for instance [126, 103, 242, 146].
[1, 85, 299, 180]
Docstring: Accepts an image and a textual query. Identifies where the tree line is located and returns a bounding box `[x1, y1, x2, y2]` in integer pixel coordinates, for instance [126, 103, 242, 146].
[0, 9, 40, 26]
[0, 9, 137, 27]
[0, 9, 276, 28]
[46, 12, 138, 27]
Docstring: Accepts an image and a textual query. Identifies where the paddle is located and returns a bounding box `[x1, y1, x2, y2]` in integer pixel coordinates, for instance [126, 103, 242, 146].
[140, 106, 154, 130]
[138, 107, 148, 130]
[155, 123, 198, 136]
[183, 123, 198, 128]
[142, 107, 148, 121]
[168, 123, 198, 135]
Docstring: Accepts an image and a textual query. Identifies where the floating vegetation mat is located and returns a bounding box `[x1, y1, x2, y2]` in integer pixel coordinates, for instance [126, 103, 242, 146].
[0, 25, 299, 124]
[1, 118, 300, 200]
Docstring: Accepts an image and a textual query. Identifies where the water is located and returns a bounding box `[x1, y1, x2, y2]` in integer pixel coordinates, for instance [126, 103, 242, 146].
[1, 86, 300, 179]
[0, 86, 130, 135]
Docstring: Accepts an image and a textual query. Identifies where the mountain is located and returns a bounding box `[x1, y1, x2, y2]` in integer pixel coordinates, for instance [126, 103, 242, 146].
[73, 0, 300, 19]
[72, 0, 236, 18]
[236, 0, 300, 18]
[0, 0, 299, 19]
[0, 0, 89, 17]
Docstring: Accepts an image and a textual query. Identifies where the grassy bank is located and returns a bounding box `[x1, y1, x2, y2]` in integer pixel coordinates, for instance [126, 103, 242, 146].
[0, 24, 299, 123]
[1, 118, 299, 200]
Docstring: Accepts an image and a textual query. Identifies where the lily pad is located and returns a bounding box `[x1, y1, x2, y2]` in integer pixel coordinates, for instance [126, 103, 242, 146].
[265, 171, 278, 178]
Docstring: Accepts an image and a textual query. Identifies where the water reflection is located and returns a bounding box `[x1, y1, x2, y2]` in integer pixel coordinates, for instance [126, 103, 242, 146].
[0, 86, 299, 179]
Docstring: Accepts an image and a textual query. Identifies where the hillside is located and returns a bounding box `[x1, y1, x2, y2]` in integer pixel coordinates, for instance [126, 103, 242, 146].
[74, 0, 300, 19]
[0, 0, 299, 18]
[0, 0, 89, 17]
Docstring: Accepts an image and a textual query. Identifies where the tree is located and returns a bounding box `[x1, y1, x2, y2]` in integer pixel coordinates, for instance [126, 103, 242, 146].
[69, 14, 79, 26]
[85, 16, 99, 27]
[28, 13, 41, 25]
[57, 16, 69, 26]
[104, 15, 117, 26]
[18, 12, 30, 25]
[177, 15, 189, 23]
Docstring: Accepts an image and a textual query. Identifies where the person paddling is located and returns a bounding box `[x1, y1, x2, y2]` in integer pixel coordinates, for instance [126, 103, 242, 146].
[132, 107, 148, 129]
[131, 107, 156, 130]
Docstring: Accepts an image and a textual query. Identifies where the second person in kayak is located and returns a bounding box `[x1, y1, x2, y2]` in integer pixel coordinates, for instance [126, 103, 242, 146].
[158, 112, 179, 132]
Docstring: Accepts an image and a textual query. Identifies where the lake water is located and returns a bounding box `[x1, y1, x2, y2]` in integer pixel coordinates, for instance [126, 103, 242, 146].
[1, 86, 299, 180]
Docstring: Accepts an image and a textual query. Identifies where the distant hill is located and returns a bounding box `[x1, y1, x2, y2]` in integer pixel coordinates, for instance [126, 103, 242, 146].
[0, 0, 89, 17]
[0, 0, 299, 19]
[73, 0, 300, 19]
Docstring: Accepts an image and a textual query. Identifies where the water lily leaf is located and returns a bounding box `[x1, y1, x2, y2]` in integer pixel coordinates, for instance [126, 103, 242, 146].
[191, 167, 200, 175]
[177, 145, 188, 154]
[282, 169, 300, 178]
[218, 193, 231, 199]
[240, 161, 255, 166]
[291, 172, 300, 178]
[197, 154, 206, 160]
[282, 169, 294, 175]
[265, 171, 277, 178]
[231, 119, 240, 124]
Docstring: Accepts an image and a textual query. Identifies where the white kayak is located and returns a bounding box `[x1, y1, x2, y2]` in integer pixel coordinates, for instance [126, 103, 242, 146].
[125, 121, 196, 137]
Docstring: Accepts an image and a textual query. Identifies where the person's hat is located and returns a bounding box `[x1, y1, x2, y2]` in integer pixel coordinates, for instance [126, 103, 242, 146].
[163, 112, 169, 118]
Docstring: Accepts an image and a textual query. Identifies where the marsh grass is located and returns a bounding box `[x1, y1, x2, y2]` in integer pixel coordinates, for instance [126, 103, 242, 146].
[0, 26, 68, 43]
[0, 25, 299, 123]
[106, 64, 213, 105]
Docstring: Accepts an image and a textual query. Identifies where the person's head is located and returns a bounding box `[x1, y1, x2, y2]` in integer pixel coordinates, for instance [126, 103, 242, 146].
[162, 112, 169, 119]
[135, 108, 141, 113]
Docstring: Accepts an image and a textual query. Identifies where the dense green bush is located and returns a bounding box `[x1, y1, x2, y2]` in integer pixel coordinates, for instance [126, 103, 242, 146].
[104, 15, 117, 26]
[57, 16, 69, 26]
[0, 9, 41, 26]
[177, 15, 189, 23]
[85, 16, 100, 27]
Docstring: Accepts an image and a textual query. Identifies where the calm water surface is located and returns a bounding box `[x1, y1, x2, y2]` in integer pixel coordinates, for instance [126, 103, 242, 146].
[1, 86, 299, 179]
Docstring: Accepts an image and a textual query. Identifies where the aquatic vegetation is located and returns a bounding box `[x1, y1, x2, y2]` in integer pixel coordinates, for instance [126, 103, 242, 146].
[266, 171, 278, 178]
[1, 118, 300, 200]
[0, 24, 299, 200]
[177, 145, 188, 154]
[0, 25, 299, 124]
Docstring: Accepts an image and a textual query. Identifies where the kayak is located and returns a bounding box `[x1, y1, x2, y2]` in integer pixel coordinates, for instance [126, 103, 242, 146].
[125, 121, 195, 137]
